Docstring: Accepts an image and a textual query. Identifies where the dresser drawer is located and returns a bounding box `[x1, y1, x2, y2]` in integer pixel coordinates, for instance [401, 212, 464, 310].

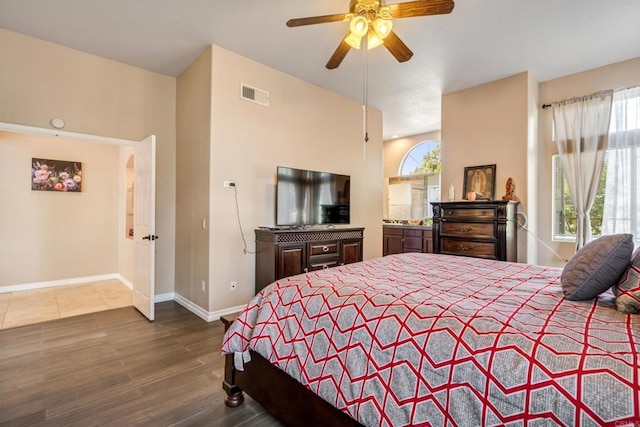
[403, 228, 424, 237]
[308, 257, 340, 271]
[442, 222, 495, 238]
[441, 239, 496, 259]
[442, 208, 495, 220]
[383, 227, 403, 236]
[309, 242, 338, 257]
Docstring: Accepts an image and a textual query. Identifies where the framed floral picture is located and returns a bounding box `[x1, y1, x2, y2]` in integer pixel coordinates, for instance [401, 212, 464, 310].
[32, 158, 82, 192]
[463, 164, 496, 200]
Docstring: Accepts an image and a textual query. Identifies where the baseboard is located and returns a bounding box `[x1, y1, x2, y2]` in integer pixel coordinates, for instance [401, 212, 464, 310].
[155, 292, 175, 303]
[173, 293, 209, 321]
[173, 293, 246, 322]
[211, 304, 249, 321]
[115, 276, 172, 301]
[117, 275, 134, 290]
[0, 274, 121, 293]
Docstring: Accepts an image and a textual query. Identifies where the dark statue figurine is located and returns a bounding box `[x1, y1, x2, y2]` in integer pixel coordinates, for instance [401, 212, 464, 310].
[502, 177, 519, 201]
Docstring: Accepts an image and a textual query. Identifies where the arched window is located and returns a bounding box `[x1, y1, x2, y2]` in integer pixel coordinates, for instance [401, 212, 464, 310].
[388, 141, 441, 221]
[399, 140, 441, 176]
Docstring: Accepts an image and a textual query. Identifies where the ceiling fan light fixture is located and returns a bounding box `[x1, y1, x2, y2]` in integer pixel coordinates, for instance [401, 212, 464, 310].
[345, 14, 369, 49]
[372, 17, 392, 39]
[350, 15, 369, 37]
[345, 32, 363, 49]
[367, 30, 384, 49]
[289, 0, 455, 69]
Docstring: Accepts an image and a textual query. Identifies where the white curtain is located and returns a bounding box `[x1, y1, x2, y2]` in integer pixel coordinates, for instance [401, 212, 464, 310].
[602, 86, 640, 237]
[552, 90, 613, 249]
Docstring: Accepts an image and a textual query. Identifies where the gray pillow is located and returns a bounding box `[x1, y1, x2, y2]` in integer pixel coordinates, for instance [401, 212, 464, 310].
[613, 248, 640, 313]
[561, 234, 634, 301]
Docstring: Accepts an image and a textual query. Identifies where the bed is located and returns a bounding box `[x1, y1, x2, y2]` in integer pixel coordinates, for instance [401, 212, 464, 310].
[222, 253, 640, 426]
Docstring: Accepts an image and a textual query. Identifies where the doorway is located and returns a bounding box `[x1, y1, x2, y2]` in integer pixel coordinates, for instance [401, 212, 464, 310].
[0, 122, 156, 325]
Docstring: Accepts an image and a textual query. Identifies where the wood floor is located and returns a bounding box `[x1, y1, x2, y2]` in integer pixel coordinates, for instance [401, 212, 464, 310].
[0, 301, 283, 426]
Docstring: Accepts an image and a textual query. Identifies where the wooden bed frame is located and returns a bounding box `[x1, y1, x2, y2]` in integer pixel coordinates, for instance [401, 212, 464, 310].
[221, 315, 363, 427]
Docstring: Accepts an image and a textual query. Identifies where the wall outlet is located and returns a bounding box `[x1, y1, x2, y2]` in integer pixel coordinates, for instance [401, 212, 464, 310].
[223, 181, 235, 187]
[230, 281, 237, 292]
[201, 280, 206, 292]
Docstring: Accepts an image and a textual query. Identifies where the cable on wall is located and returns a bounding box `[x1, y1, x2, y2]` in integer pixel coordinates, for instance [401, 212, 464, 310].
[232, 184, 256, 254]
[516, 211, 568, 263]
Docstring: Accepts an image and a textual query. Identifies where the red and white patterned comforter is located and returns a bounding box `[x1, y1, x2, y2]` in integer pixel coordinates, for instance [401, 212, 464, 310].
[222, 253, 640, 426]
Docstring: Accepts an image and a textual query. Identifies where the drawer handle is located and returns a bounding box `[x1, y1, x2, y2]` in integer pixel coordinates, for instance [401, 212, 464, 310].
[322, 246, 329, 253]
[459, 245, 474, 252]
[322, 264, 329, 269]
[458, 226, 473, 232]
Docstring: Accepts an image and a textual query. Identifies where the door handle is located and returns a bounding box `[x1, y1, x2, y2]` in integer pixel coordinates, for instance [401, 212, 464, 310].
[143, 235, 159, 241]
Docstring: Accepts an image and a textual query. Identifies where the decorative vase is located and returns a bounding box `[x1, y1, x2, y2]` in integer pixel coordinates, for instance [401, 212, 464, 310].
[449, 183, 455, 201]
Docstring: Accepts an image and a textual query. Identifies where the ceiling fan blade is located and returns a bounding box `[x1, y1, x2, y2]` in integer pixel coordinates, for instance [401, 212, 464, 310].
[326, 35, 352, 69]
[383, 31, 414, 63]
[387, 0, 454, 19]
[287, 13, 349, 27]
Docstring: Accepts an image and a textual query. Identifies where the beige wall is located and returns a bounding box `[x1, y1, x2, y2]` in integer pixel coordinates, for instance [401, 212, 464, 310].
[2, 29, 382, 314]
[0, 131, 119, 287]
[537, 57, 640, 266]
[383, 131, 441, 178]
[526, 72, 540, 263]
[0, 29, 177, 295]
[441, 72, 534, 263]
[175, 47, 212, 309]
[205, 44, 383, 312]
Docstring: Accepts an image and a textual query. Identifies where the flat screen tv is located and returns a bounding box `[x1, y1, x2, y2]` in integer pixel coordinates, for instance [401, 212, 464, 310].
[276, 166, 350, 226]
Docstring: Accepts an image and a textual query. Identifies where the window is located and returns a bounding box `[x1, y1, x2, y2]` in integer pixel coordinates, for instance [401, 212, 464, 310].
[399, 140, 441, 176]
[552, 88, 640, 242]
[387, 141, 441, 220]
[552, 155, 606, 240]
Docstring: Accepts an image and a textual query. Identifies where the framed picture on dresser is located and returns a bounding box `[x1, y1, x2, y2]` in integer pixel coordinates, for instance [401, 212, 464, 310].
[463, 164, 496, 200]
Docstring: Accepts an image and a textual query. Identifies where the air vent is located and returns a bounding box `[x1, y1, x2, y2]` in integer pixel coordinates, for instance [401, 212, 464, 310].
[240, 83, 269, 107]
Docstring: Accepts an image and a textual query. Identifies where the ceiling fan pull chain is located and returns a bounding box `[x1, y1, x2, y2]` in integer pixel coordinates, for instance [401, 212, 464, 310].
[362, 34, 369, 161]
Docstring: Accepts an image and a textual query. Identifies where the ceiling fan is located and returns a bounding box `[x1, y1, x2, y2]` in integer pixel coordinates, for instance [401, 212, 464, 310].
[286, 0, 455, 69]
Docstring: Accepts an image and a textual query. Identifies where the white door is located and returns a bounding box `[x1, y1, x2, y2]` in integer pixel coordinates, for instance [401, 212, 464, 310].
[133, 135, 156, 320]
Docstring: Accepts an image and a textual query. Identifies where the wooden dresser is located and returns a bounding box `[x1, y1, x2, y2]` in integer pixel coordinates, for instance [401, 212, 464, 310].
[383, 225, 433, 256]
[431, 201, 519, 262]
[254, 227, 364, 294]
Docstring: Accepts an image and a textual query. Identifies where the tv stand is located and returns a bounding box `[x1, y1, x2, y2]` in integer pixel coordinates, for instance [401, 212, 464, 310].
[258, 225, 346, 231]
[258, 225, 298, 231]
[254, 227, 364, 294]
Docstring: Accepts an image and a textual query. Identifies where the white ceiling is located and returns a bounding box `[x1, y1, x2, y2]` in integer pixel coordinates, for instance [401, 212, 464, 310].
[2, 0, 640, 139]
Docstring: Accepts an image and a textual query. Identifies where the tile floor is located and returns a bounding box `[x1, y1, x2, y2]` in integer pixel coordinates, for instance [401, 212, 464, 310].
[0, 279, 132, 330]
